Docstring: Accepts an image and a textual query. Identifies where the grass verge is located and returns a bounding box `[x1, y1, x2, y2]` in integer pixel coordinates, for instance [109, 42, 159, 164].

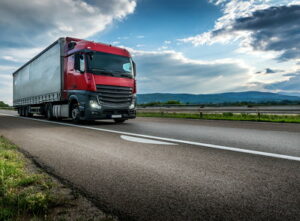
[0, 107, 14, 111]
[0, 136, 115, 221]
[137, 112, 300, 123]
[0, 136, 56, 220]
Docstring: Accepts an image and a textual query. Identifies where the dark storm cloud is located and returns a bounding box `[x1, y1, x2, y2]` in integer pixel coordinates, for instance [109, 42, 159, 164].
[255, 68, 281, 75]
[265, 68, 276, 74]
[212, 4, 300, 61]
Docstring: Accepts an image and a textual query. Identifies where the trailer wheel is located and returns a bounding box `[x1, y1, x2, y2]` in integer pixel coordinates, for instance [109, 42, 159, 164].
[114, 119, 126, 124]
[24, 107, 29, 117]
[46, 104, 54, 120]
[18, 108, 22, 116]
[71, 103, 80, 123]
[21, 107, 25, 117]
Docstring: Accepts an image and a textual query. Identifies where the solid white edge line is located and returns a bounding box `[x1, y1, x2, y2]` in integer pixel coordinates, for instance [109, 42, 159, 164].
[1, 112, 300, 162]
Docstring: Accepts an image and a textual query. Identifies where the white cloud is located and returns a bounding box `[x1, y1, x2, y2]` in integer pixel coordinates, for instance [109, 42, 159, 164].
[180, 0, 271, 46]
[111, 41, 121, 45]
[0, 65, 17, 72]
[180, 1, 300, 62]
[178, 0, 300, 94]
[0, 66, 16, 105]
[0, 0, 137, 47]
[209, 0, 228, 5]
[2, 48, 44, 63]
[127, 49, 253, 94]
[0, 0, 137, 105]
[157, 46, 168, 50]
[2, 56, 17, 62]
[118, 36, 129, 40]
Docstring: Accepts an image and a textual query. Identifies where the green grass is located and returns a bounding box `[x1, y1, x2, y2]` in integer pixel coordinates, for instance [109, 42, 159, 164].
[0, 107, 14, 110]
[0, 136, 57, 220]
[137, 112, 300, 123]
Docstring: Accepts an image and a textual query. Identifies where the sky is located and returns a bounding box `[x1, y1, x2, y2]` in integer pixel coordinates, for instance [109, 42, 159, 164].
[0, 0, 300, 105]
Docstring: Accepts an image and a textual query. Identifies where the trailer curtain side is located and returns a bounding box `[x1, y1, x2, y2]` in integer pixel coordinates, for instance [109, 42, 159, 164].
[13, 39, 64, 106]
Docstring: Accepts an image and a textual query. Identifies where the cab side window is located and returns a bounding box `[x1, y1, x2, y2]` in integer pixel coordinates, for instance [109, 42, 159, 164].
[74, 53, 85, 73]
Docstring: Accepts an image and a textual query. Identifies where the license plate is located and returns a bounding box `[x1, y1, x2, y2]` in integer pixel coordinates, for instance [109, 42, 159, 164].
[111, 114, 122, 118]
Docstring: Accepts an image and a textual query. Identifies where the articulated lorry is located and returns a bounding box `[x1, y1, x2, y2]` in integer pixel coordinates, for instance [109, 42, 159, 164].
[13, 37, 136, 123]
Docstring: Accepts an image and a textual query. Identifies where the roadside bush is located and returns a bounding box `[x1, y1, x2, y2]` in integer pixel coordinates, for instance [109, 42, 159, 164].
[222, 112, 234, 117]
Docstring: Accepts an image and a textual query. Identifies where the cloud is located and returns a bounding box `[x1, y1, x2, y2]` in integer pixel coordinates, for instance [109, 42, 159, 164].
[209, 0, 228, 6]
[129, 49, 252, 94]
[230, 5, 300, 61]
[265, 68, 275, 74]
[0, 66, 16, 105]
[0, 0, 137, 105]
[265, 71, 300, 92]
[264, 68, 283, 74]
[0, 0, 137, 48]
[181, 1, 300, 61]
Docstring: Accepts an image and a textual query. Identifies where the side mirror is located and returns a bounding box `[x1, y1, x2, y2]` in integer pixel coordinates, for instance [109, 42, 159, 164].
[132, 61, 136, 77]
[74, 54, 85, 73]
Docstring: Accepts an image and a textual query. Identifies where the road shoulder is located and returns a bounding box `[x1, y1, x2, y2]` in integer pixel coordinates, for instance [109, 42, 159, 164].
[0, 135, 117, 221]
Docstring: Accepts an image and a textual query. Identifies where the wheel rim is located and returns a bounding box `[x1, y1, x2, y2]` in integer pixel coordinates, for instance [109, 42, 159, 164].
[72, 108, 79, 119]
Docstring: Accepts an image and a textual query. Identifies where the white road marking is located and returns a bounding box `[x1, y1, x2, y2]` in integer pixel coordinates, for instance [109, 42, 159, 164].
[121, 135, 176, 145]
[1, 112, 300, 162]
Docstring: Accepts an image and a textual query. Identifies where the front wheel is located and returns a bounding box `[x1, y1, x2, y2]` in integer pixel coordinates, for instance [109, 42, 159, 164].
[114, 119, 126, 124]
[71, 104, 81, 123]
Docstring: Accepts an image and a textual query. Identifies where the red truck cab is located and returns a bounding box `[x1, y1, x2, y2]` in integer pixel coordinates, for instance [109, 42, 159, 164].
[63, 37, 136, 122]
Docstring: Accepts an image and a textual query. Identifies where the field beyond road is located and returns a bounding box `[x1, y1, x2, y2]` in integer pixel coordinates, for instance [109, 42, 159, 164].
[137, 112, 300, 123]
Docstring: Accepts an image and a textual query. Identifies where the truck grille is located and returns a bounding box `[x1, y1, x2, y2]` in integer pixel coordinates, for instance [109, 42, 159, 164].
[96, 84, 133, 106]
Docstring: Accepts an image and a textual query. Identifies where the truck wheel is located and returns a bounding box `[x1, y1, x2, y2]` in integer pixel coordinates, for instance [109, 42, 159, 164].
[114, 119, 126, 124]
[46, 104, 54, 120]
[21, 107, 25, 117]
[24, 107, 29, 117]
[18, 108, 22, 116]
[71, 104, 80, 123]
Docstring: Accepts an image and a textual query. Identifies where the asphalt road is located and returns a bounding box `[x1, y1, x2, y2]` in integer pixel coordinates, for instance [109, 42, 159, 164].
[0, 110, 299, 220]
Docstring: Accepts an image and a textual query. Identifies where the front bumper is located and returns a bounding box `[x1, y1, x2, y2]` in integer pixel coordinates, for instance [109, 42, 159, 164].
[68, 90, 136, 120]
[82, 106, 136, 120]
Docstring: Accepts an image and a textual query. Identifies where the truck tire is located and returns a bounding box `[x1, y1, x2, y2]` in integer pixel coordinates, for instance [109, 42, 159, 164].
[24, 107, 29, 117]
[18, 108, 22, 116]
[21, 107, 25, 117]
[114, 119, 126, 124]
[46, 104, 54, 120]
[71, 103, 80, 123]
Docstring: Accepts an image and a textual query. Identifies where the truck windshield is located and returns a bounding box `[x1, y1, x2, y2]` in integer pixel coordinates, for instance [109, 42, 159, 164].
[87, 51, 133, 78]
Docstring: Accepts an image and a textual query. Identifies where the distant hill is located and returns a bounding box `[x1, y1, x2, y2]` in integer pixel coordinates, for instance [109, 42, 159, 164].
[279, 92, 300, 97]
[137, 91, 300, 105]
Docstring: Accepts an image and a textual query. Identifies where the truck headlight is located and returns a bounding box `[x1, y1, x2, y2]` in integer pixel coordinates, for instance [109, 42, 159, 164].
[90, 100, 101, 109]
[129, 94, 136, 109]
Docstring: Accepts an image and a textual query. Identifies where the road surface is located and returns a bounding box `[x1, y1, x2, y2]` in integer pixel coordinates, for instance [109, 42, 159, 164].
[0, 110, 299, 220]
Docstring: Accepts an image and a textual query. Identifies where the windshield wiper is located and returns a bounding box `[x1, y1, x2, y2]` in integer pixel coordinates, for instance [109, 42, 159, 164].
[91, 68, 115, 76]
[114, 71, 133, 78]
[120, 74, 132, 78]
